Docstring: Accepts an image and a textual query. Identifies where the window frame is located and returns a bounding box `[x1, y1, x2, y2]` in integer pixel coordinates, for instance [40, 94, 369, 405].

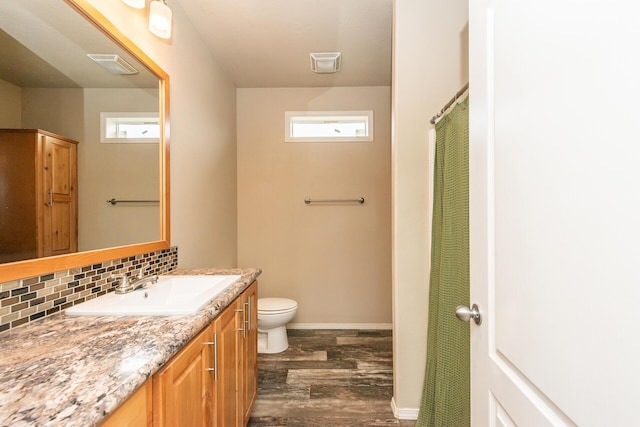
[100, 112, 160, 144]
[284, 110, 374, 143]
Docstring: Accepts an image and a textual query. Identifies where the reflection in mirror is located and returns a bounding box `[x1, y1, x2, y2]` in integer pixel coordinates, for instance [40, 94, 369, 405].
[0, 0, 169, 282]
[0, 1, 163, 265]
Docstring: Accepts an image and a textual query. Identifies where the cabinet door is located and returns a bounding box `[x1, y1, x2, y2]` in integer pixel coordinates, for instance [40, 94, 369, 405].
[41, 135, 77, 257]
[242, 281, 258, 424]
[100, 380, 152, 427]
[153, 324, 214, 427]
[214, 297, 243, 427]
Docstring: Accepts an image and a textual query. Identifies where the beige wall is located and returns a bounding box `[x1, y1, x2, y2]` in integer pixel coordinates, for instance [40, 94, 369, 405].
[0, 79, 21, 128]
[80, 88, 159, 251]
[237, 87, 391, 325]
[20, 88, 84, 140]
[87, 0, 238, 267]
[392, 0, 469, 415]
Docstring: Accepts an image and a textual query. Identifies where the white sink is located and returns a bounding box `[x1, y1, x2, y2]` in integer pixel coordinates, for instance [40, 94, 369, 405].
[65, 275, 241, 316]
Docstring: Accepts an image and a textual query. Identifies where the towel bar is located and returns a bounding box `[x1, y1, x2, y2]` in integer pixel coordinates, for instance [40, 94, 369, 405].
[107, 198, 159, 205]
[304, 197, 365, 205]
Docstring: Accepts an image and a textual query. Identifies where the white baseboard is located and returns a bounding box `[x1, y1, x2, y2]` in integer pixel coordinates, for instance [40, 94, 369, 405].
[390, 397, 419, 420]
[287, 323, 392, 330]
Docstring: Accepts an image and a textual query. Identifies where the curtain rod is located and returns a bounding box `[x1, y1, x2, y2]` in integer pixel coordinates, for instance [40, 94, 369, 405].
[430, 82, 469, 125]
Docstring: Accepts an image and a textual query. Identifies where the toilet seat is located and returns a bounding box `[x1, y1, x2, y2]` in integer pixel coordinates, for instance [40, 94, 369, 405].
[258, 297, 297, 314]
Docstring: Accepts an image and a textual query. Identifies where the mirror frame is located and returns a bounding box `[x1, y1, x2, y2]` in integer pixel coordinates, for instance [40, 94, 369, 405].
[0, 0, 170, 283]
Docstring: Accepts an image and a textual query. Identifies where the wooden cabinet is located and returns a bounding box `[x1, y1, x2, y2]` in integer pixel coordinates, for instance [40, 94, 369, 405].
[242, 281, 258, 425]
[152, 281, 258, 427]
[0, 129, 78, 263]
[153, 324, 215, 426]
[99, 379, 152, 427]
[214, 279, 258, 426]
[214, 294, 243, 426]
[42, 133, 78, 257]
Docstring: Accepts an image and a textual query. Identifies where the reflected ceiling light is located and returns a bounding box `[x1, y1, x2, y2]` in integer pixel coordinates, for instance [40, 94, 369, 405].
[310, 52, 341, 74]
[149, 0, 173, 39]
[121, 0, 146, 9]
[87, 54, 139, 75]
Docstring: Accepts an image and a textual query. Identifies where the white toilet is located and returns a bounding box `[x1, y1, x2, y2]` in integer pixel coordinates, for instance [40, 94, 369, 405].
[257, 297, 298, 354]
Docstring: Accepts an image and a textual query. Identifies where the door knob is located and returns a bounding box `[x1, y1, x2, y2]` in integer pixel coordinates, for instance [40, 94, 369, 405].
[455, 304, 482, 325]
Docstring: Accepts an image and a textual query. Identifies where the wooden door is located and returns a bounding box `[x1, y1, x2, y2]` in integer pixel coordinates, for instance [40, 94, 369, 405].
[469, 1, 640, 425]
[41, 134, 77, 257]
[214, 298, 243, 427]
[243, 281, 258, 424]
[153, 324, 214, 427]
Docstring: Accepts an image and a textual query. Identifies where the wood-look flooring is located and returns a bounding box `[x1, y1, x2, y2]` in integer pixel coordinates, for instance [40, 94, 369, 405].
[248, 329, 416, 427]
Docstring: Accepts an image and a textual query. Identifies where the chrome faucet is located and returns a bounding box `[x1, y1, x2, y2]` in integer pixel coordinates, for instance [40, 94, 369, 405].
[110, 264, 159, 294]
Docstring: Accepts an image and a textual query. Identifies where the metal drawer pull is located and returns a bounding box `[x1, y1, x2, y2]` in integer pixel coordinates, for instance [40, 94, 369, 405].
[244, 301, 250, 331]
[236, 308, 246, 337]
[203, 333, 218, 381]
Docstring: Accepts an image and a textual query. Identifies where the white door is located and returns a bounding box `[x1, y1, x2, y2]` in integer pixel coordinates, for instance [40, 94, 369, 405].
[469, 1, 640, 426]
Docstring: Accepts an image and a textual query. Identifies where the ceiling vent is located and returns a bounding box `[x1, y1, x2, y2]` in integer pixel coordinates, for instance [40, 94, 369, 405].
[310, 52, 341, 74]
[87, 54, 139, 75]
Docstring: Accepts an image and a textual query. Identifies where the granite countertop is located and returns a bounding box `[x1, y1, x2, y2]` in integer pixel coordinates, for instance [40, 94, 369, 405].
[0, 267, 261, 427]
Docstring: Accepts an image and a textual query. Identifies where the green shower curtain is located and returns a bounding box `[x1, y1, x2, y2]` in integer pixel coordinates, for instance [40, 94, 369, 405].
[416, 97, 470, 427]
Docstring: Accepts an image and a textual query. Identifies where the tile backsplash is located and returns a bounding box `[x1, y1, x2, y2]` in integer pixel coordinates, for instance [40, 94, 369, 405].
[0, 246, 178, 333]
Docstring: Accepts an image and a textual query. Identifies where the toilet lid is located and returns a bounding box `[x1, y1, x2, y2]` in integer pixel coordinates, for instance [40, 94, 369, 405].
[258, 297, 297, 312]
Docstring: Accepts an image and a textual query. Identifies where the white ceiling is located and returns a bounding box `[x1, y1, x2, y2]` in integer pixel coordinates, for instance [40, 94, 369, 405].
[176, 0, 393, 88]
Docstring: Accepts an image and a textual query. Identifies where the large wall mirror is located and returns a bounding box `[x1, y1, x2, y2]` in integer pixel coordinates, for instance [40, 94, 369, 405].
[0, 0, 170, 282]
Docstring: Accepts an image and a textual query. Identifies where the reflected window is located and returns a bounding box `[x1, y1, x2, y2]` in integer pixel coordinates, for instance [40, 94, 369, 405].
[101, 112, 159, 143]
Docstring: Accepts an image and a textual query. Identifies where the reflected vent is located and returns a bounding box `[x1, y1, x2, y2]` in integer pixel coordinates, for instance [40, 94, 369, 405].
[87, 54, 138, 75]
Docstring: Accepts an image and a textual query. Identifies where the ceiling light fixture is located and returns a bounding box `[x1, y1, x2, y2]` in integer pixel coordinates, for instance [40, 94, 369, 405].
[149, 0, 173, 39]
[310, 52, 341, 74]
[87, 54, 139, 75]
[121, 0, 146, 9]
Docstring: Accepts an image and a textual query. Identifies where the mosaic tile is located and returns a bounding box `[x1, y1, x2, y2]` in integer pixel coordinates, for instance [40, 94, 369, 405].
[0, 247, 178, 333]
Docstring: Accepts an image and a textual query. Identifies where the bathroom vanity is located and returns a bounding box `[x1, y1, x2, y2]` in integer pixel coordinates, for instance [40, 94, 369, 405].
[153, 280, 257, 427]
[102, 279, 257, 427]
[0, 268, 260, 427]
[0, 3, 259, 425]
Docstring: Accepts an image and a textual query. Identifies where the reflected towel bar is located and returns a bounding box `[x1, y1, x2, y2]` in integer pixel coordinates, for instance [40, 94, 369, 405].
[304, 197, 365, 205]
[107, 198, 159, 205]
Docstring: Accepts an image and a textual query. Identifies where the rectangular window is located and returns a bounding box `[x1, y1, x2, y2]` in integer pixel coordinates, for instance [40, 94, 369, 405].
[100, 112, 160, 143]
[285, 110, 373, 142]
